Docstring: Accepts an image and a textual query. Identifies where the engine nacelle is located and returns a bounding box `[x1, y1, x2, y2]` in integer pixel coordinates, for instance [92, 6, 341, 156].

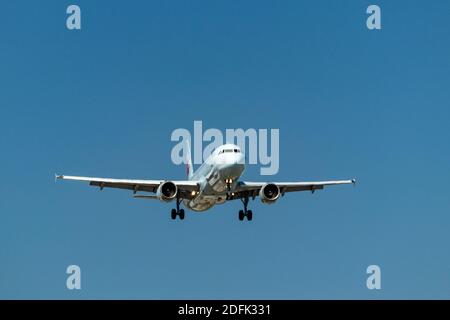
[259, 183, 280, 204]
[156, 181, 178, 202]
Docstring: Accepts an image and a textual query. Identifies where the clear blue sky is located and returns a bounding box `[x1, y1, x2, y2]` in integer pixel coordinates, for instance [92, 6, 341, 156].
[1, 0, 449, 299]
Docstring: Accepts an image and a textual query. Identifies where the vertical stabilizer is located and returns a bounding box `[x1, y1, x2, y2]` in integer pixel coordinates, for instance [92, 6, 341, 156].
[185, 139, 194, 180]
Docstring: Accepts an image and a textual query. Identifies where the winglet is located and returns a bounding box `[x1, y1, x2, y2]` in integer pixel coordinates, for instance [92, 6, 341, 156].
[351, 178, 356, 186]
[55, 174, 63, 182]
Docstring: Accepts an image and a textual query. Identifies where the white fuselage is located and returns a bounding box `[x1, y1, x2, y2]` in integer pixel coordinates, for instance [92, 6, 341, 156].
[184, 144, 245, 212]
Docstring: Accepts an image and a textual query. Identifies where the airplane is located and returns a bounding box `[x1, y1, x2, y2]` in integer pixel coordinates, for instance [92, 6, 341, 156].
[56, 143, 355, 221]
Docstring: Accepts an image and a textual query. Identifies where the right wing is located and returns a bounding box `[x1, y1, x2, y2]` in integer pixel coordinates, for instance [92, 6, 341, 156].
[55, 174, 199, 199]
[231, 179, 356, 200]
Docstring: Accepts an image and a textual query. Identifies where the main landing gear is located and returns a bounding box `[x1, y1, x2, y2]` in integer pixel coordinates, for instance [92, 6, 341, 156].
[171, 196, 185, 220]
[238, 196, 253, 221]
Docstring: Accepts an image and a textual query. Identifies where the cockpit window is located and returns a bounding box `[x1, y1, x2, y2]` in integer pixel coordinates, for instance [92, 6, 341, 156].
[219, 149, 240, 154]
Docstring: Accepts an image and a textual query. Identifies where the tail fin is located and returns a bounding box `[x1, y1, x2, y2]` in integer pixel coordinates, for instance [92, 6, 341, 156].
[185, 139, 194, 180]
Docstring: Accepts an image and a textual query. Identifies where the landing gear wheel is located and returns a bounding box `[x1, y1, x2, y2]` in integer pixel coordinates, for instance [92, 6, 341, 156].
[238, 210, 244, 221]
[179, 209, 185, 220]
[171, 209, 177, 220]
[247, 210, 253, 221]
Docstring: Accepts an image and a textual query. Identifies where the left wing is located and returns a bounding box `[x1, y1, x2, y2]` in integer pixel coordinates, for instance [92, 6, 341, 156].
[55, 175, 199, 199]
[232, 179, 356, 199]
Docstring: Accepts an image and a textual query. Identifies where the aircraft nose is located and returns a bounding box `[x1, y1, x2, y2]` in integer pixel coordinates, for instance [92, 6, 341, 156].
[217, 153, 245, 178]
[236, 152, 245, 165]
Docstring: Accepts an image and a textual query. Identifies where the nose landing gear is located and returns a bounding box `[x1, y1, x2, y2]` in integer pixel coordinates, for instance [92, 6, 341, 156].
[225, 179, 233, 192]
[238, 196, 253, 221]
[225, 178, 235, 201]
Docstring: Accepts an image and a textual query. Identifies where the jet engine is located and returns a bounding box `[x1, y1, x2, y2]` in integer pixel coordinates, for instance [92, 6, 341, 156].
[259, 183, 280, 204]
[156, 181, 178, 202]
